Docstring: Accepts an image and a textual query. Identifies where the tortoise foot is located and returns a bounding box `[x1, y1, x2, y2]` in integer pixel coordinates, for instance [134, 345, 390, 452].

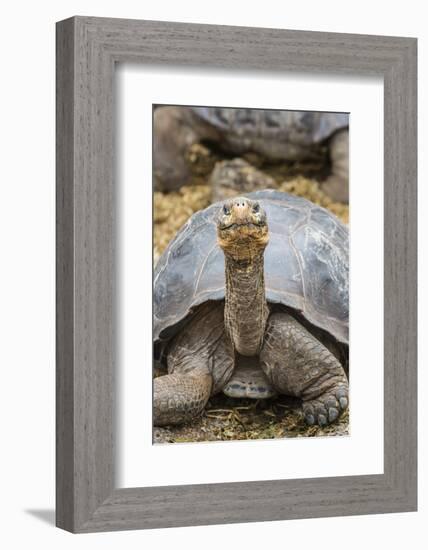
[303, 385, 348, 427]
[153, 371, 212, 427]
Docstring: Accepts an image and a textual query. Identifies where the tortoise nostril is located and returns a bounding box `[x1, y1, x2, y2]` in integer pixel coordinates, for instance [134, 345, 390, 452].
[231, 199, 249, 211]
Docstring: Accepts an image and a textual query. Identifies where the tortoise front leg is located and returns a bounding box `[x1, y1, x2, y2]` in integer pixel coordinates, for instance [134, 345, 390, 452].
[321, 128, 349, 203]
[153, 106, 219, 192]
[260, 312, 348, 426]
[154, 302, 234, 426]
[154, 368, 213, 426]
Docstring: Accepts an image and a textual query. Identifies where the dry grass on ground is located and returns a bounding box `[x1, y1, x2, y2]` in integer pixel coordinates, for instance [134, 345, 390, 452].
[154, 393, 349, 444]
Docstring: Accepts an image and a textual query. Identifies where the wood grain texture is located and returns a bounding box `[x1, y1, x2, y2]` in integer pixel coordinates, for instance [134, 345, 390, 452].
[56, 17, 75, 532]
[56, 16, 417, 533]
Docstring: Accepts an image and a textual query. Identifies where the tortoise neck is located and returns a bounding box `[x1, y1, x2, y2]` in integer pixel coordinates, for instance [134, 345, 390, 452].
[224, 252, 269, 356]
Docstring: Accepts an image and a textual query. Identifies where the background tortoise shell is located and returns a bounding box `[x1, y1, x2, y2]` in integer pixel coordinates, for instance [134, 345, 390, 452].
[154, 190, 349, 348]
[191, 107, 348, 146]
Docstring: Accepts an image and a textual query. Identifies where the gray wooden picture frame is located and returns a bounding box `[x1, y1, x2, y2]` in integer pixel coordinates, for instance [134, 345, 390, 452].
[56, 16, 417, 533]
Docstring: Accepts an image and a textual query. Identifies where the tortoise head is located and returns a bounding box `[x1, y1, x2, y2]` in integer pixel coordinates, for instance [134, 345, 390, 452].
[217, 197, 269, 261]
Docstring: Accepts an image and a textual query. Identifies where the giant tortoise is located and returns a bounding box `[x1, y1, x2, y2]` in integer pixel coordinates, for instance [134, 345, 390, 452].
[154, 190, 349, 427]
[153, 106, 349, 201]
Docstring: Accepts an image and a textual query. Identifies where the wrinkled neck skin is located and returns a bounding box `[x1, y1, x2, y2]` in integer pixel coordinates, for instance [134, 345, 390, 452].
[224, 252, 269, 356]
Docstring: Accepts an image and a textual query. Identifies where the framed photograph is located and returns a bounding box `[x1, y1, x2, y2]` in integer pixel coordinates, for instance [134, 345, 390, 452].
[56, 16, 417, 532]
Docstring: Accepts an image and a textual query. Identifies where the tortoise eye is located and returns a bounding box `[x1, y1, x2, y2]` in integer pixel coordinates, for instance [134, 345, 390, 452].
[223, 205, 230, 215]
[252, 203, 260, 213]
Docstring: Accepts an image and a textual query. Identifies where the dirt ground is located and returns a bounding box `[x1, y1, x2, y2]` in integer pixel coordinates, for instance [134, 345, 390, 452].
[154, 142, 349, 444]
[153, 394, 349, 444]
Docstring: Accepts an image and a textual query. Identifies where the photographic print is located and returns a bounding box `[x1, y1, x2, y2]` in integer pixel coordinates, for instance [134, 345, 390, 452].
[153, 105, 349, 444]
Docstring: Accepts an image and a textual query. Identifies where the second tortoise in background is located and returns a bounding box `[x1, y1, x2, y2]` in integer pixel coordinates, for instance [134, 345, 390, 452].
[153, 106, 349, 202]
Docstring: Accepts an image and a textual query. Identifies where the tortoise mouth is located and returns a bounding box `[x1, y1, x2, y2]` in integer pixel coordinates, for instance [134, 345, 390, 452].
[217, 221, 269, 258]
[218, 220, 266, 231]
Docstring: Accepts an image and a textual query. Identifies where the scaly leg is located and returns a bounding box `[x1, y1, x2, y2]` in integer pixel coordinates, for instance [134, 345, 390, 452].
[153, 106, 218, 191]
[154, 368, 213, 426]
[260, 312, 348, 426]
[154, 303, 234, 426]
